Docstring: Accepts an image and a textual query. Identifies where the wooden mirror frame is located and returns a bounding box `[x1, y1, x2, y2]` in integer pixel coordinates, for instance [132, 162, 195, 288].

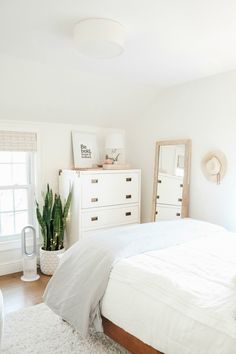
[152, 139, 192, 222]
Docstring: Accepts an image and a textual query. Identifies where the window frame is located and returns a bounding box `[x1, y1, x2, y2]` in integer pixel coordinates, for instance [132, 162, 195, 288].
[0, 152, 36, 242]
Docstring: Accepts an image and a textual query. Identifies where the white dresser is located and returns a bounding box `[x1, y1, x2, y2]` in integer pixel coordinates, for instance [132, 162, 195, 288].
[59, 169, 141, 246]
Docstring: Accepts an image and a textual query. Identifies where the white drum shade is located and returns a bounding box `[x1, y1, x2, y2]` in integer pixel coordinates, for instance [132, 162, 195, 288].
[74, 18, 125, 58]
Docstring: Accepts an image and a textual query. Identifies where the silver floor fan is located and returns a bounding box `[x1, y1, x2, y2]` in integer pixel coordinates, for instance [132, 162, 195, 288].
[21, 225, 40, 282]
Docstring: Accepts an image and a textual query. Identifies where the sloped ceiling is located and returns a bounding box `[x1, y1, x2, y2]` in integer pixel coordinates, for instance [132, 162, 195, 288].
[1, 0, 236, 126]
[0, 54, 157, 127]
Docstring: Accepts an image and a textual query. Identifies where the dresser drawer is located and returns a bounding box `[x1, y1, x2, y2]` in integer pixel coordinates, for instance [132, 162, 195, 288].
[81, 172, 139, 208]
[156, 204, 181, 221]
[81, 205, 139, 231]
[157, 175, 183, 206]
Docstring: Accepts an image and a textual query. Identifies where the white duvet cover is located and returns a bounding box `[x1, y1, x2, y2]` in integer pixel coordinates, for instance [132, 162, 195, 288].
[45, 218, 219, 336]
[102, 231, 236, 354]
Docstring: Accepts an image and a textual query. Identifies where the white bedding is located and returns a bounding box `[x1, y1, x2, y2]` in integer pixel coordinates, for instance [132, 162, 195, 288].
[45, 218, 218, 336]
[102, 231, 236, 354]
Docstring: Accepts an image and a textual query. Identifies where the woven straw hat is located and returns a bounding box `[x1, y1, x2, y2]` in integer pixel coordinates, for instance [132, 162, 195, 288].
[201, 151, 227, 184]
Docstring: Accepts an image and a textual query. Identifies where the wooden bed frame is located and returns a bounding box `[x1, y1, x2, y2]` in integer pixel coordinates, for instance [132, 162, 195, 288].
[102, 316, 163, 354]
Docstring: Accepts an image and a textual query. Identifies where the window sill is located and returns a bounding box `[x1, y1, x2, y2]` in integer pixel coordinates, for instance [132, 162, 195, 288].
[0, 238, 41, 251]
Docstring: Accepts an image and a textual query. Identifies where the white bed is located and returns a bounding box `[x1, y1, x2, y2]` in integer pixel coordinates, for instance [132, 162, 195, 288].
[102, 228, 236, 354]
[44, 218, 236, 353]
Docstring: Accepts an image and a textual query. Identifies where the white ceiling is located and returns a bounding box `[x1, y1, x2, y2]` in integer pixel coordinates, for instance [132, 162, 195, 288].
[0, 0, 236, 125]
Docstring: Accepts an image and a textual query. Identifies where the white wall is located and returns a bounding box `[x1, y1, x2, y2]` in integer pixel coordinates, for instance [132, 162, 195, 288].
[0, 120, 124, 275]
[0, 54, 158, 128]
[127, 70, 236, 230]
[0, 120, 125, 191]
[2, 68, 236, 275]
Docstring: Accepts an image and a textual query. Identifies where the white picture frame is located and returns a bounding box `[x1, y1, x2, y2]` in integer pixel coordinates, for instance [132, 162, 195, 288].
[72, 131, 99, 168]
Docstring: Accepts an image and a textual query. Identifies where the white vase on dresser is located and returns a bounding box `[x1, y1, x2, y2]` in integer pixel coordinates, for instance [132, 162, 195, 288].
[59, 169, 141, 247]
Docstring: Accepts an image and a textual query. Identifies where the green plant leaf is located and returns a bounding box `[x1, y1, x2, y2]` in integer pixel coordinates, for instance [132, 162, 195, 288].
[63, 190, 72, 228]
[35, 185, 71, 251]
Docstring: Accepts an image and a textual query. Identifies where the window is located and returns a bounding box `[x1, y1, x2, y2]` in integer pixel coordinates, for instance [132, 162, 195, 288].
[0, 151, 35, 240]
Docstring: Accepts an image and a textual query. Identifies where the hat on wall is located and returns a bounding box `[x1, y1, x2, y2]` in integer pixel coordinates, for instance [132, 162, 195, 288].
[201, 151, 227, 184]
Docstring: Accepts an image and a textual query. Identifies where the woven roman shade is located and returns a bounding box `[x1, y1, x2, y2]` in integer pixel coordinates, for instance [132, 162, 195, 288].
[0, 131, 37, 152]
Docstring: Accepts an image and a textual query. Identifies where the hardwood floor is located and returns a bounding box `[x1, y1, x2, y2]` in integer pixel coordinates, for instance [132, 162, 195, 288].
[0, 271, 50, 315]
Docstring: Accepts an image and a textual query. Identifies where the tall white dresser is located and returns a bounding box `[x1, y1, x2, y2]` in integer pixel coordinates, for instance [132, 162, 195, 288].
[59, 169, 141, 246]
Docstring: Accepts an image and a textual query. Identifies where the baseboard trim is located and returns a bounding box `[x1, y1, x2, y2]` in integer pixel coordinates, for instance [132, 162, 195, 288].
[0, 259, 22, 276]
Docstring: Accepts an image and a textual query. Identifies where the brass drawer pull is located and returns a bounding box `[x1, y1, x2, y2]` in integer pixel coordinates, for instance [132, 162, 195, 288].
[125, 212, 131, 216]
[178, 198, 182, 202]
[126, 195, 132, 199]
[180, 184, 183, 188]
[156, 211, 158, 215]
[91, 216, 98, 221]
[157, 195, 160, 199]
[91, 179, 98, 184]
[176, 213, 181, 217]
[126, 177, 132, 182]
[158, 179, 162, 183]
[91, 197, 98, 203]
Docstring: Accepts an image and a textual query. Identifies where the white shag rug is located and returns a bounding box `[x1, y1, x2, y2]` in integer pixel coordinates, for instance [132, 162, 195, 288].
[1, 303, 129, 354]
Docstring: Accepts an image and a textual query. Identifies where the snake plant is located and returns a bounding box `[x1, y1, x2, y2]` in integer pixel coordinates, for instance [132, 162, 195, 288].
[36, 184, 72, 251]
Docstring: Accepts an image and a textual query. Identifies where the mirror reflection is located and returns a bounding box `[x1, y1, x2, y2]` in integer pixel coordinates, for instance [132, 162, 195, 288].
[153, 140, 191, 222]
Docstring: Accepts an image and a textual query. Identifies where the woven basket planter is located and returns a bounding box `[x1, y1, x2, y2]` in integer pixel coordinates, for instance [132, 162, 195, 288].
[40, 247, 65, 275]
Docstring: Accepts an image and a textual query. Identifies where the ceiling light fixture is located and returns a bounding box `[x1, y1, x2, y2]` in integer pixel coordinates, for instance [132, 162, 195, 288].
[73, 18, 125, 59]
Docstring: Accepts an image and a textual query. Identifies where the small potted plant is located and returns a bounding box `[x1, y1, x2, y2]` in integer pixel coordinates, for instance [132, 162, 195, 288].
[36, 184, 72, 275]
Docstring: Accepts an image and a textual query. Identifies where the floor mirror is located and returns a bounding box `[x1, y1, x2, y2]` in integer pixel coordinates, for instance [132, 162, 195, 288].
[152, 139, 191, 221]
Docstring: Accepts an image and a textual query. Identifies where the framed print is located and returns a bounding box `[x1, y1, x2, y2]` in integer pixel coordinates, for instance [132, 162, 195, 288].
[72, 131, 99, 168]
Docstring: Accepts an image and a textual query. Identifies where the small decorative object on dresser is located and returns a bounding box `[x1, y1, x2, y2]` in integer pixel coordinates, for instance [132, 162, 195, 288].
[72, 131, 99, 168]
[36, 184, 72, 275]
[103, 132, 128, 169]
[59, 169, 141, 246]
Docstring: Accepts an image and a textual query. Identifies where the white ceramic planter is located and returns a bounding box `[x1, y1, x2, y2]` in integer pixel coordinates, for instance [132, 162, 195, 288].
[40, 247, 65, 275]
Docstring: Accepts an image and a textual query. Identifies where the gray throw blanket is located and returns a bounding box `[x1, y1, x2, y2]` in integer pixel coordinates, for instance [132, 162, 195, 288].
[43, 219, 223, 336]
